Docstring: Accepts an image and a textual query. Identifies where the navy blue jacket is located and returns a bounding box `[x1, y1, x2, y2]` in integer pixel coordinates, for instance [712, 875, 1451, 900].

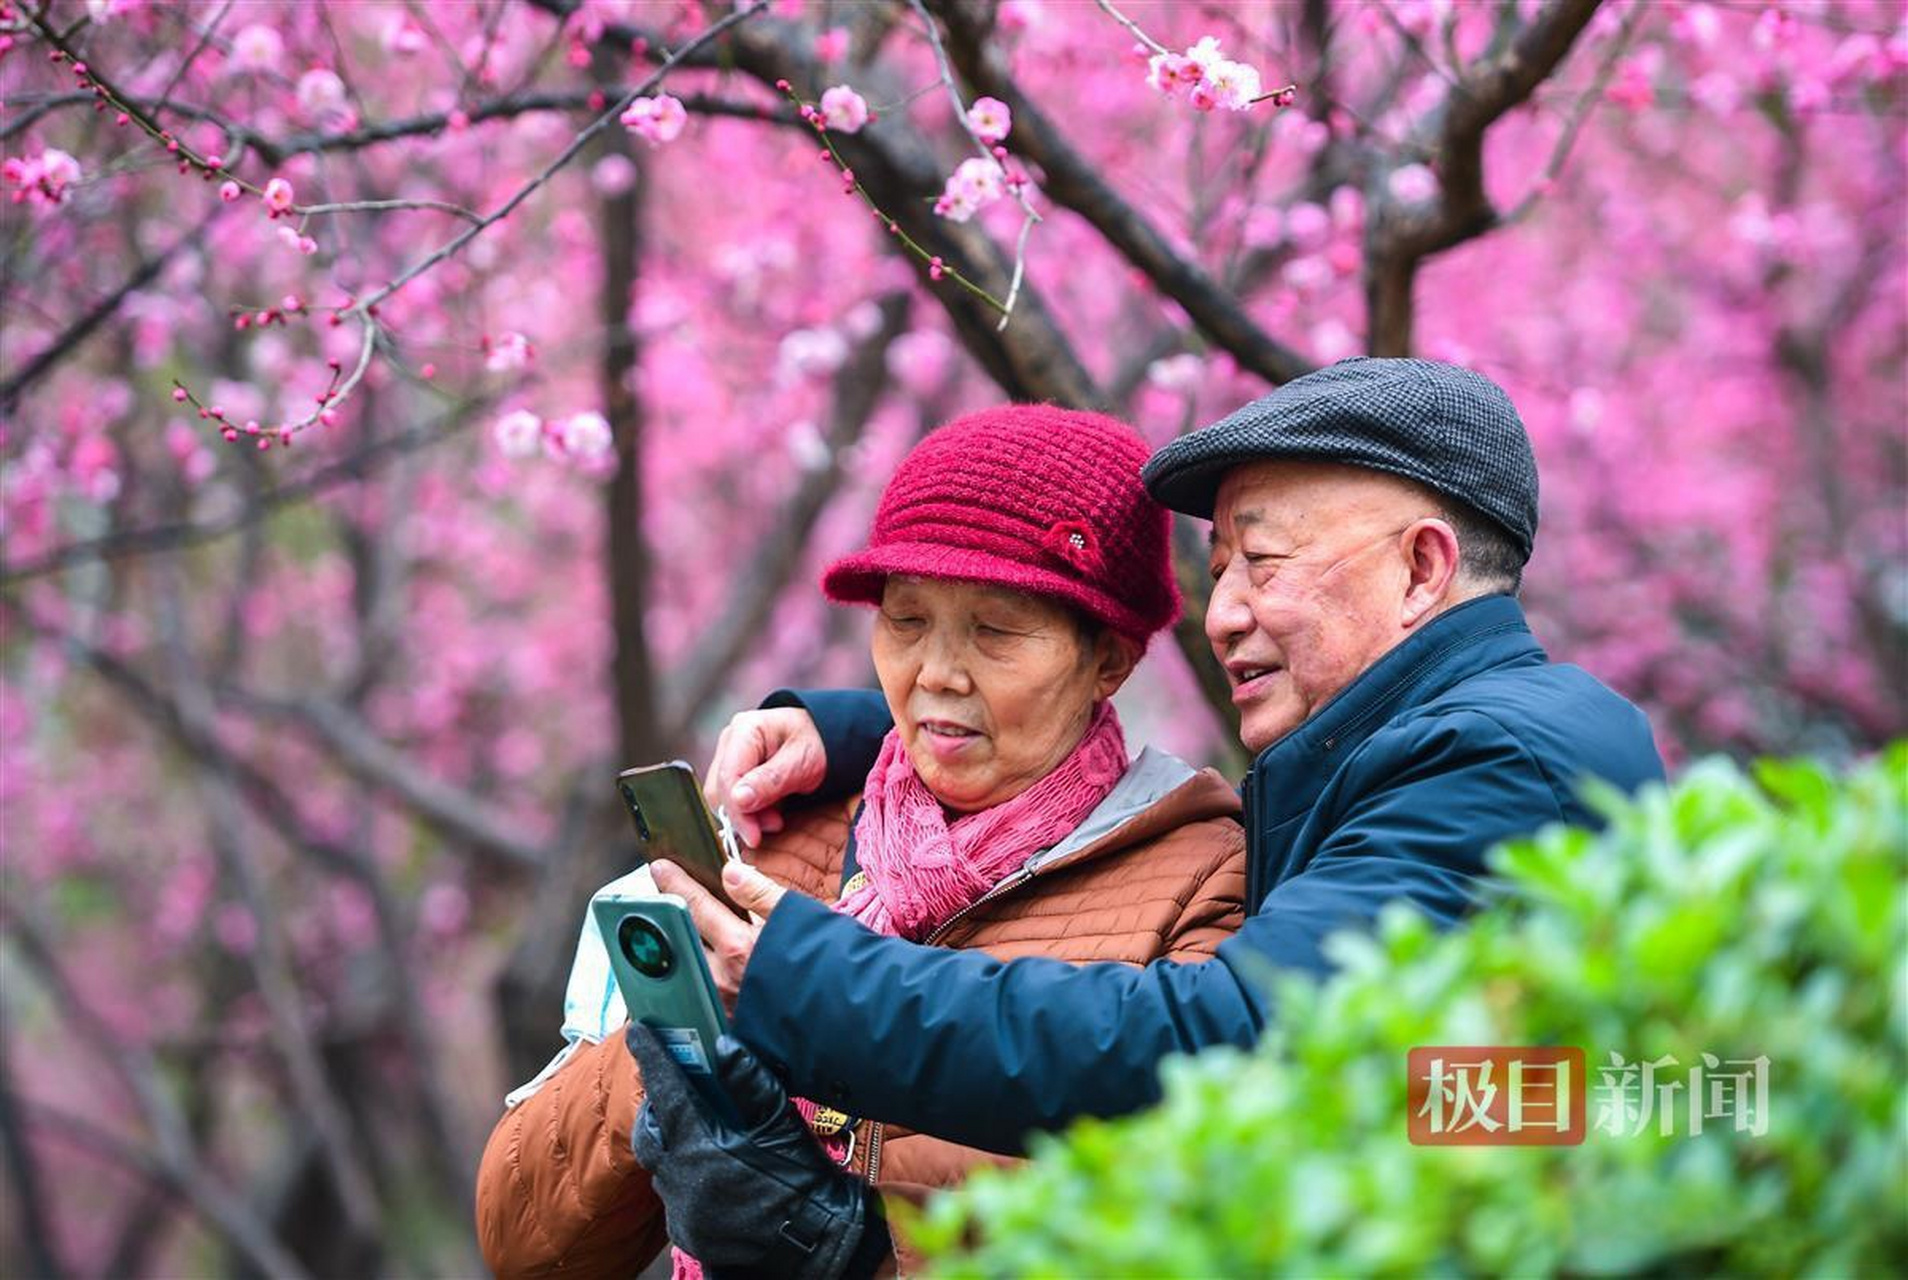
[732, 595, 1663, 1155]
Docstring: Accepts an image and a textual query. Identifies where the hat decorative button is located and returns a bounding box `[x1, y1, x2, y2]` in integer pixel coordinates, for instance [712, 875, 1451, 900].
[1041, 519, 1102, 575]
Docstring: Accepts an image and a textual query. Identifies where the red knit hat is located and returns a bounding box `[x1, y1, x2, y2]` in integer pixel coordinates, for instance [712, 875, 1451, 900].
[822, 404, 1181, 643]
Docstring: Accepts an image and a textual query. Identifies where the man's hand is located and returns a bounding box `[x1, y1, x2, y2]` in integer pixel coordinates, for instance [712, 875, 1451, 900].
[702, 707, 827, 847]
[652, 859, 788, 1012]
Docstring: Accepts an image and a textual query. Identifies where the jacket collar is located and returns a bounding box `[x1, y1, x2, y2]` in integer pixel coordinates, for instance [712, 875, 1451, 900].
[1246, 593, 1544, 829]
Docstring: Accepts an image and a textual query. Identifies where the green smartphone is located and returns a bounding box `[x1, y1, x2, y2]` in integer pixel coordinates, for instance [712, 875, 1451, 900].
[592, 892, 729, 1075]
[616, 760, 743, 914]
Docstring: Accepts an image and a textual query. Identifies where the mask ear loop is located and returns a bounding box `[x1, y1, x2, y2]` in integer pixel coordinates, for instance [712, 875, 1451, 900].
[715, 806, 743, 863]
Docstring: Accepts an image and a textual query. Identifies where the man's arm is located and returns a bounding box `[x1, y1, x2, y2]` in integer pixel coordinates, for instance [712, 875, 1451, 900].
[731, 714, 1569, 1154]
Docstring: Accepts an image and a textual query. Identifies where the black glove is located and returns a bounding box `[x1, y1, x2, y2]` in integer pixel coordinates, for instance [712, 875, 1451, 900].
[628, 1022, 890, 1280]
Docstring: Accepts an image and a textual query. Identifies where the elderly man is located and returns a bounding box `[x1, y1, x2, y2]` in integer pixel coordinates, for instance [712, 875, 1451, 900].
[659, 357, 1662, 1158]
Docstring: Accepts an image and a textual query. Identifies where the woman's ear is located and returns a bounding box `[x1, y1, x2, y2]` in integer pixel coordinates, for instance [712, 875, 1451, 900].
[1092, 632, 1143, 701]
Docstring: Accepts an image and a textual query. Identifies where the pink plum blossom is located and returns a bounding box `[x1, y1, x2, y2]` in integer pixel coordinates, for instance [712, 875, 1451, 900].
[621, 94, 687, 146]
[485, 332, 534, 372]
[1388, 163, 1438, 205]
[219, 180, 242, 203]
[934, 156, 1006, 222]
[229, 24, 284, 73]
[296, 68, 351, 125]
[262, 177, 295, 215]
[819, 85, 870, 134]
[1148, 37, 1265, 112]
[966, 96, 1012, 143]
[814, 27, 850, 63]
[3, 149, 81, 206]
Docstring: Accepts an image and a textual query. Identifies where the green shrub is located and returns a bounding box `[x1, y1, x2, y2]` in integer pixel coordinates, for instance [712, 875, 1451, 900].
[910, 748, 1908, 1277]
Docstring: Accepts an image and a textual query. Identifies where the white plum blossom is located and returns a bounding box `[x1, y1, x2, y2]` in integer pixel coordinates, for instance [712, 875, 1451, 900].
[296, 69, 352, 127]
[819, 85, 870, 133]
[493, 409, 543, 458]
[560, 411, 614, 460]
[1147, 36, 1269, 113]
[965, 96, 1012, 143]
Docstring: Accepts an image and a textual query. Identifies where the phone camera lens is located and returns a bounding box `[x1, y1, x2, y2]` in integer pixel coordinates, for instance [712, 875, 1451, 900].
[618, 915, 673, 979]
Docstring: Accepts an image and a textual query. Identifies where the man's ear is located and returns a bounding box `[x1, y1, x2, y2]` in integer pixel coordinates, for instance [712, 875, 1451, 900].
[1400, 518, 1462, 628]
[1092, 632, 1143, 701]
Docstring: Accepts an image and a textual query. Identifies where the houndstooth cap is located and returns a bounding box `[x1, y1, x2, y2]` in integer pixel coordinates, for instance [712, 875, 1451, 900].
[1141, 356, 1539, 558]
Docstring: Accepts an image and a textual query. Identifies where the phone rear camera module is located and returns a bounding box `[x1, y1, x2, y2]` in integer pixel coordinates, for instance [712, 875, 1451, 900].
[618, 915, 674, 979]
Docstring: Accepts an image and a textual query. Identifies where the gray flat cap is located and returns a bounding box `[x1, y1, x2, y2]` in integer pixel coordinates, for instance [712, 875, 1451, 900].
[1141, 356, 1539, 558]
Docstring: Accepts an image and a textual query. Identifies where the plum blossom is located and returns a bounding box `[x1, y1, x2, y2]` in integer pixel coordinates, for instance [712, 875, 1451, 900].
[966, 96, 1012, 143]
[819, 85, 870, 134]
[934, 156, 1006, 222]
[276, 225, 318, 256]
[383, 16, 428, 58]
[229, 24, 284, 73]
[1388, 163, 1438, 205]
[559, 411, 614, 460]
[779, 327, 849, 379]
[1146, 353, 1204, 395]
[814, 27, 850, 63]
[592, 154, 638, 196]
[4, 150, 81, 206]
[263, 177, 295, 215]
[486, 332, 534, 372]
[493, 409, 542, 458]
[296, 68, 351, 126]
[621, 94, 687, 146]
[1148, 37, 1267, 112]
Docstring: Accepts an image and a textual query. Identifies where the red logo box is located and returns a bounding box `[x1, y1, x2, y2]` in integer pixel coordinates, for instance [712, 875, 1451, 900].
[1407, 1046, 1587, 1145]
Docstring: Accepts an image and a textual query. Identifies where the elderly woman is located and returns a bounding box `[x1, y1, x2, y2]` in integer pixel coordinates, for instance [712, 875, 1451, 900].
[475, 405, 1245, 1278]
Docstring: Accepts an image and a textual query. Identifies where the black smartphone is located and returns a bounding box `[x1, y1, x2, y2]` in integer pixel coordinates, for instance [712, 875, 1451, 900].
[616, 760, 744, 915]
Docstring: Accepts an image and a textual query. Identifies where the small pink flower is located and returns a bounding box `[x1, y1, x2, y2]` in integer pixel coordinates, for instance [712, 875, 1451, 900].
[383, 16, 427, 58]
[1387, 163, 1438, 205]
[592, 154, 638, 195]
[485, 331, 533, 373]
[965, 96, 1012, 143]
[1207, 59, 1262, 110]
[620, 94, 687, 146]
[229, 23, 283, 73]
[934, 156, 1006, 223]
[219, 180, 241, 202]
[813, 27, 850, 62]
[4, 149, 81, 205]
[819, 85, 869, 133]
[262, 177, 294, 214]
[493, 409, 542, 458]
[296, 68, 351, 126]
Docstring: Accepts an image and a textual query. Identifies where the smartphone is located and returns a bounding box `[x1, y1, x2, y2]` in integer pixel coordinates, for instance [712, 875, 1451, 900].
[616, 761, 742, 914]
[592, 893, 730, 1075]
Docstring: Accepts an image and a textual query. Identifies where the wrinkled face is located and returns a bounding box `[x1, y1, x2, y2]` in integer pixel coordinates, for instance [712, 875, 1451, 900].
[872, 577, 1132, 812]
[1206, 461, 1438, 754]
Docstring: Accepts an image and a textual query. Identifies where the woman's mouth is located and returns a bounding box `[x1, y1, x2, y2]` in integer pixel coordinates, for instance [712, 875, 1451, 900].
[918, 720, 983, 759]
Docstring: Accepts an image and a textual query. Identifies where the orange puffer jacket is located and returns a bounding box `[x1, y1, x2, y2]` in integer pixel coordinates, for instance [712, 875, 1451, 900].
[475, 749, 1246, 1277]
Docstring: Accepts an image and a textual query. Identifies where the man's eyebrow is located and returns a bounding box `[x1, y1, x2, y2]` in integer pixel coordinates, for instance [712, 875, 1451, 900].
[1208, 510, 1264, 549]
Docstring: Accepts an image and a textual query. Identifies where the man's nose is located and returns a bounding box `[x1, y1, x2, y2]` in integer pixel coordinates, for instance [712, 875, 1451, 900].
[1205, 560, 1252, 649]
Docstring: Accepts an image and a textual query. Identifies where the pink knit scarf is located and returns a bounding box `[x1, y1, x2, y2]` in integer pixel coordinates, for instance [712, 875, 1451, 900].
[837, 700, 1129, 940]
[670, 702, 1128, 1280]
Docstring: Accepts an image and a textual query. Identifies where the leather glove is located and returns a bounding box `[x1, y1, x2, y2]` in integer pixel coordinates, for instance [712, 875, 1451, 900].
[628, 1022, 890, 1280]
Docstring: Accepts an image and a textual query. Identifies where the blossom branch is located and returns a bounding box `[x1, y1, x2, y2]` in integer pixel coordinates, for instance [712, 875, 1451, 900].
[927, 0, 1314, 383]
[1093, 0, 1169, 56]
[907, 0, 1040, 329]
[1503, 2, 1647, 227]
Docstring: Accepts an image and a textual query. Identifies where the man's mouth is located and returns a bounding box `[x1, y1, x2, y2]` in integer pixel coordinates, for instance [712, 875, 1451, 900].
[920, 719, 981, 739]
[1226, 663, 1283, 699]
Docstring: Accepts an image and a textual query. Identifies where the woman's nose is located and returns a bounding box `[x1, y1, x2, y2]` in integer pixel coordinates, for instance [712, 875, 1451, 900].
[916, 634, 972, 694]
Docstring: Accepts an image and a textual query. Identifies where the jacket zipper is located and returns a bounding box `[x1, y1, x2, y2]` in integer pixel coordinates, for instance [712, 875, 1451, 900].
[862, 866, 1038, 1188]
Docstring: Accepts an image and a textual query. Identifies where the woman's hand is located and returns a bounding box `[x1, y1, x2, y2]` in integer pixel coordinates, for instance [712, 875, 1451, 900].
[702, 707, 828, 847]
[627, 1024, 889, 1280]
[651, 860, 788, 1012]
